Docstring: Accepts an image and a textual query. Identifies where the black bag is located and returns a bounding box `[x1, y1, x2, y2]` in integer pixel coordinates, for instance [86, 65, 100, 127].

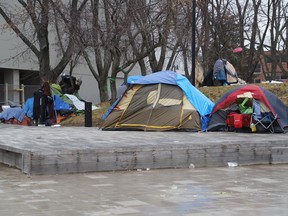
[59, 75, 77, 94]
[33, 89, 47, 125]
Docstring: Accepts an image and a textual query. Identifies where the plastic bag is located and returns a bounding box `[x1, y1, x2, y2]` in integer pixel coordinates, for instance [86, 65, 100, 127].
[239, 97, 253, 114]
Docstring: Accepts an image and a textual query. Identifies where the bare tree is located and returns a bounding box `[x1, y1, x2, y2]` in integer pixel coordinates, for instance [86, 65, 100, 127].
[198, 0, 212, 73]
[268, 0, 288, 80]
[130, 0, 203, 83]
[247, 0, 270, 81]
[232, 0, 249, 77]
[0, 0, 88, 83]
[197, 0, 243, 74]
[82, 0, 161, 102]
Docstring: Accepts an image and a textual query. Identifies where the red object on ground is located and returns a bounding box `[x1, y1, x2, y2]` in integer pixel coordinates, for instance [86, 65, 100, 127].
[226, 113, 251, 128]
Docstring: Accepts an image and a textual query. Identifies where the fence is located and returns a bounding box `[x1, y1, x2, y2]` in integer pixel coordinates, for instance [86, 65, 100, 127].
[0, 84, 39, 111]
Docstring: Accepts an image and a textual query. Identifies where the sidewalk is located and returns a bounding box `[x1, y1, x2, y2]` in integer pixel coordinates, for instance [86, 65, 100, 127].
[1, 124, 288, 175]
[0, 163, 287, 216]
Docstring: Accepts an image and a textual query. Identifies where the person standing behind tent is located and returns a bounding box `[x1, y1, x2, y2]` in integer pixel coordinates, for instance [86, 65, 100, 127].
[213, 58, 228, 86]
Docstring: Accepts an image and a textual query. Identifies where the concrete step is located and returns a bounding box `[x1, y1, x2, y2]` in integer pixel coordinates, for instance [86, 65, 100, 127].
[1, 125, 288, 175]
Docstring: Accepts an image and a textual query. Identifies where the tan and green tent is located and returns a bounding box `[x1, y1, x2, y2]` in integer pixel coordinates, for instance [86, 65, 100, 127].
[101, 71, 214, 131]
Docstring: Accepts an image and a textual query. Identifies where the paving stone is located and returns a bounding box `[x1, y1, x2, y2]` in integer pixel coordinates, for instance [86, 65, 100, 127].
[0, 164, 287, 215]
[1, 125, 288, 215]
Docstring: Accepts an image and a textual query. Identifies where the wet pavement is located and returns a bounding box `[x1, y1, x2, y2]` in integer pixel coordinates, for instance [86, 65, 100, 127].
[0, 163, 288, 216]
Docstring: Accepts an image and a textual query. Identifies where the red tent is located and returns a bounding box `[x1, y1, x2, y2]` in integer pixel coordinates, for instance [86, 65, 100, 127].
[207, 85, 288, 133]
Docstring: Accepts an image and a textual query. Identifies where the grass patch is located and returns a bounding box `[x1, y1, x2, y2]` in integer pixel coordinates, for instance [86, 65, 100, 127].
[60, 83, 288, 127]
[60, 102, 110, 127]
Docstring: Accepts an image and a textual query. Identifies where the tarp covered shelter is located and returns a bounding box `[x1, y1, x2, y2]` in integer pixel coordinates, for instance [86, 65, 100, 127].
[101, 71, 214, 131]
[203, 60, 246, 86]
[0, 75, 97, 126]
[207, 84, 288, 133]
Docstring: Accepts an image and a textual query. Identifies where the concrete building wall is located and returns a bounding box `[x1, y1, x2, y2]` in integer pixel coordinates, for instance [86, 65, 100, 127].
[0, 14, 141, 105]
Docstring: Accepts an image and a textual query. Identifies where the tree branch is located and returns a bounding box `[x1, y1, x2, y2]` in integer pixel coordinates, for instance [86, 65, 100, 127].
[0, 6, 40, 57]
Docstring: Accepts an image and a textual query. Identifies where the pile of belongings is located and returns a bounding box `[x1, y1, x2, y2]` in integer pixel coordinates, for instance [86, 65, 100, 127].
[202, 59, 246, 86]
[0, 102, 33, 126]
[0, 75, 97, 126]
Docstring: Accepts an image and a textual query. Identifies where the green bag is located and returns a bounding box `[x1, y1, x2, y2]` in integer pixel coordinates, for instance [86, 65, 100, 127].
[239, 97, 253, 114]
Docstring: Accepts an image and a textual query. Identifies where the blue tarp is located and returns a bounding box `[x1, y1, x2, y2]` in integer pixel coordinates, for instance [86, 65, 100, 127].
[23, 96, 72, 119]
[54, 95, 72, 111]
[0, 107, 26, 122]
[23, 97, 34, 118]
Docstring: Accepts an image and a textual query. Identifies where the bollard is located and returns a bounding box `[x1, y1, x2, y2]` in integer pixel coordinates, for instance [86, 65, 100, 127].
[85, 101, 92, 127]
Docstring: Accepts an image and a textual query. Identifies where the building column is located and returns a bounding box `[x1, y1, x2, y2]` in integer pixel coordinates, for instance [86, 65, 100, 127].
[4, 69, 20, 104]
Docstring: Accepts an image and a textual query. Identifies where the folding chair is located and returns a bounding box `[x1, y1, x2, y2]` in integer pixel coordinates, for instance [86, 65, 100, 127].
[253, 112, 278, 133]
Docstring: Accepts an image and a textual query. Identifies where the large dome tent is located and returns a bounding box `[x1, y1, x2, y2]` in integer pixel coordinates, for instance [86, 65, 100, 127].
[101, 71, 214, 131]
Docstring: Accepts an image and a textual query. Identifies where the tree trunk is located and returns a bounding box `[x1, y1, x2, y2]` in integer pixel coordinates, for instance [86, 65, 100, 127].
[98, 77, 109, 103]
[138, 59, 147, 76]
